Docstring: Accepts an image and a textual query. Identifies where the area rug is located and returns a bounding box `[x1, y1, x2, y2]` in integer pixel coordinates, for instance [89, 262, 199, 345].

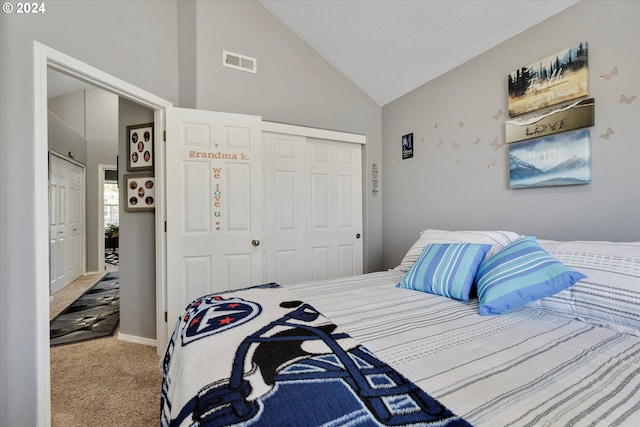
[105, 252, 119, 265]
[50, 272, 120, 347]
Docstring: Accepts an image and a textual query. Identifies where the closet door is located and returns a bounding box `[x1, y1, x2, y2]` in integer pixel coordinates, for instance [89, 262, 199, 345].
[262, 133, 363, 284]
[308, 138, 363, 280]
[261, 133, 308, 284]
[49, 152, 84, 295]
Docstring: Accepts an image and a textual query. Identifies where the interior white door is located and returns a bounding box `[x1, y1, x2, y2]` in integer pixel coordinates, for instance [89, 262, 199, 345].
[166, 107, 263, 326]
[49, 152, 84, 295]
[261, 132, 308, 284]
[308, 138, 363, 280]
[262, 133, 363, 284]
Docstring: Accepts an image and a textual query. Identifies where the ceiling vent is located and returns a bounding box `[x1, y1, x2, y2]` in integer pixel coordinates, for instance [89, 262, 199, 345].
[223, 50, 257, 74]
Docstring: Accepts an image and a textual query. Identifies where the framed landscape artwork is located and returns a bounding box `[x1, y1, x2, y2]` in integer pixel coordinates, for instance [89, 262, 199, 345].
[508, 42, 589, 117]
[509, 129, 591, 189]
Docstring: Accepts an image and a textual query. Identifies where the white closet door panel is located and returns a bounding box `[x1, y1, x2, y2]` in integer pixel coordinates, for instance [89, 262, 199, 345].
[311, 246, 330, 281]
[262, 132, 307, 285]
[308, 139, 363, 280]
[49, 153, 84, 295]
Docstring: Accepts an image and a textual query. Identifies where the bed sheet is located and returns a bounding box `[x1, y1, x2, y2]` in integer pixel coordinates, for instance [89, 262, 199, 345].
[285, 271, 640, 426]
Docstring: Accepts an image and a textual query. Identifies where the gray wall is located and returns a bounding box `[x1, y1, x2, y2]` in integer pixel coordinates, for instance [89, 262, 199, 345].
[48, 111, 88, 165]
[381, 0, 640, 270]
[0, 1, 381, 424]
[0, 1, 179, 425]
[118, 98, 156, 340]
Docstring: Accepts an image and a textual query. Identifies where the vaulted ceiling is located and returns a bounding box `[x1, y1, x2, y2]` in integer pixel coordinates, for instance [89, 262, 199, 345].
[260, 0, 580, 106]
[48, 1, 580, 105]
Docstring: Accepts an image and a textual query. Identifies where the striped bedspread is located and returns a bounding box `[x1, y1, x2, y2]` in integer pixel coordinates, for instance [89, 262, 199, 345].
[285, 271, 640, 426]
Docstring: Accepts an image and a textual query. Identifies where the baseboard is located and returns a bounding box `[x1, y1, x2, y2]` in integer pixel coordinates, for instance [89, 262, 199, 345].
[117, 332, 157, 347]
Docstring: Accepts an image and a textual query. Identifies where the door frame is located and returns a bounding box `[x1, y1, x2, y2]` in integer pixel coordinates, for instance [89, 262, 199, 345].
[34, 42, 172, 426]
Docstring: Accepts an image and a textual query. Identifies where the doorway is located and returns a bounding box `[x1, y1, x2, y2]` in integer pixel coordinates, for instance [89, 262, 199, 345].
[99, 165, 119, 272]
[35, 42, 172, 425]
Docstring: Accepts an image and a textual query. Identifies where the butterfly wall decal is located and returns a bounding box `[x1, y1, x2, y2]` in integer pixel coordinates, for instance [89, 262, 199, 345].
[599, 127, 615, 139]
[599, 66, 619, 80]
[620, 94, 637, 104]
[490, 136, 505, 150]
[492, 109, 503, 120]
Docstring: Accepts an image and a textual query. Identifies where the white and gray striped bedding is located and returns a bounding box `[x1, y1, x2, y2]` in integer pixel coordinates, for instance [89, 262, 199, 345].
[285, 270, 640, 426]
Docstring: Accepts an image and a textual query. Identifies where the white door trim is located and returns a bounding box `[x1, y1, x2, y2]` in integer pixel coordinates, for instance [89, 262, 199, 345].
[262, 121, 366, 145]
[34, 41, 172, 426]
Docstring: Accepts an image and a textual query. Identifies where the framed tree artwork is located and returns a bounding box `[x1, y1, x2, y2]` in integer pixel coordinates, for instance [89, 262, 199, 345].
[127, 123, 154, 172]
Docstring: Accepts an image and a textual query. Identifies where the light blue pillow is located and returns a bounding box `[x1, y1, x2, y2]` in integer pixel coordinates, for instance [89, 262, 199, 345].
[397, 243, 492, 301]
[476, 236, 587, 315]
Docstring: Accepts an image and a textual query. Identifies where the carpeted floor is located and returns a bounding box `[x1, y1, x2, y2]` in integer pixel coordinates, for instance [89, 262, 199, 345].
[50, 270, 161, 426]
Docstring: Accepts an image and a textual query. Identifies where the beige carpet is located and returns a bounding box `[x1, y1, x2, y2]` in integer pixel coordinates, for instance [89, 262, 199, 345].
[50, 271, 161, 426]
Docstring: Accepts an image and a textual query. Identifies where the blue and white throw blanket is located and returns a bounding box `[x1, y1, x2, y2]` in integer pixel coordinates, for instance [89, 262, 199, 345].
[161, 283, 470, 427]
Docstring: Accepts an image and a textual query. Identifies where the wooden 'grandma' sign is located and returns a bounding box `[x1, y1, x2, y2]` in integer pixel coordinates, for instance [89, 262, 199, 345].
[505, 98, 594, 144]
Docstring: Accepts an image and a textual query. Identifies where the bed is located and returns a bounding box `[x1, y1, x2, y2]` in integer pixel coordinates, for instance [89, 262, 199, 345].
[161, 230, 640, 426]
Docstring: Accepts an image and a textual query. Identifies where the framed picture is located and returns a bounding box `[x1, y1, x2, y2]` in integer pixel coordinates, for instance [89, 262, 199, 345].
[509, 129, 590, 189]
[124, 174, 156, 211]
[402, 133, 413, 159]
[127, 123, 154, 171]
[508, 42, 589, 117]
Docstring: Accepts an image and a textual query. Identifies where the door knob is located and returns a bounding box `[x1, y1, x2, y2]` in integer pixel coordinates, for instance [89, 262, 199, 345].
[252, 238, 260, 247]
[356, 233, 361, 239]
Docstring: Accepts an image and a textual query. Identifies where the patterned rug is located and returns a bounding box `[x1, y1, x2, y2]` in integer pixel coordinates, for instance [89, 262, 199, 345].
[50, 272, 120, 347]
[105, 252, 119, 265]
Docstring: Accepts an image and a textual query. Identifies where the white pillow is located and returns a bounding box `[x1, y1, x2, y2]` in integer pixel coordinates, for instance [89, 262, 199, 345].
[393, 229, 522, 272]
[531, 239, 640, 335]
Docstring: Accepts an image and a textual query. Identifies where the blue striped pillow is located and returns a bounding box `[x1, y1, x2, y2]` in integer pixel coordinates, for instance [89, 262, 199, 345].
[476, 236, 587, 315]
[397, 243, 491, 301]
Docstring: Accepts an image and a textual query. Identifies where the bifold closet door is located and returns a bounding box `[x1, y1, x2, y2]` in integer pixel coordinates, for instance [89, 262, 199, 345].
[307, 138, 363, 281]
[49, 152, 84, 295]
[262, 133, 363, 284]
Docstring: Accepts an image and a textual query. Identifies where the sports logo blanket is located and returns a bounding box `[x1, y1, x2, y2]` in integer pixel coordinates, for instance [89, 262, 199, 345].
[161, 283, 470, 427]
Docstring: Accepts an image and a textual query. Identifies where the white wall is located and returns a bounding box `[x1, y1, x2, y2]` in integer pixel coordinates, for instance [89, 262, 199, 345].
[381, 0, 640, 269]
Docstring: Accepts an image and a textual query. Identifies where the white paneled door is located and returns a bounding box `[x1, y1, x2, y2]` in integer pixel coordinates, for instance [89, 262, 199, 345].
[49, 152, 84, 295]
[307, 138, 363, 281]
[262, 133, 363, 284]
[165, 109, 363, 330]
[166, 108, 263, 326]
